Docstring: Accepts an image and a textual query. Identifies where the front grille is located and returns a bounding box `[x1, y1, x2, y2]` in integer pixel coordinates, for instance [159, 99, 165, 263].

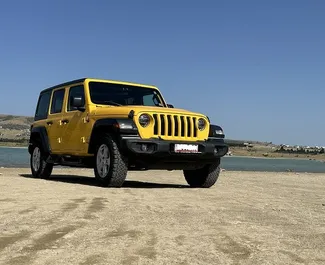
[153, 114, 198, 138]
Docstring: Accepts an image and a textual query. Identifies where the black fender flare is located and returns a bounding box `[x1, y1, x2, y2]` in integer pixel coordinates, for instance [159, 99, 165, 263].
[209, 124, 225, 139]
[88, 118, 138, 154]
[29, 126, 51, 154]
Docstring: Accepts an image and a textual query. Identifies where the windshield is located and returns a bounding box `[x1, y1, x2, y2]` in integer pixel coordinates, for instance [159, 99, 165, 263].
[89, 81, 166, 107]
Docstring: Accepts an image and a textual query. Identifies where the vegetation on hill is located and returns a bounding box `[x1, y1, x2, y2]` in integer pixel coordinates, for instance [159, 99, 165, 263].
[0, 114, 31, 146]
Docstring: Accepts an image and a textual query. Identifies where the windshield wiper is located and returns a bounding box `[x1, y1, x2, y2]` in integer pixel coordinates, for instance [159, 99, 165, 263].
[99, 101, 122, 106]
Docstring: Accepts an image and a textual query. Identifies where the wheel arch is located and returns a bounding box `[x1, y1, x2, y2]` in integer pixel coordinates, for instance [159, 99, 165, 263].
[28, 126, 51, 155]
[88, 118, 138, 154]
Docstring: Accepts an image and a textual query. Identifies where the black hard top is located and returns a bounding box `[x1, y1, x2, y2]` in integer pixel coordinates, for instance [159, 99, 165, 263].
[40, 77, 156, 94]
[40, 78, 87, 94]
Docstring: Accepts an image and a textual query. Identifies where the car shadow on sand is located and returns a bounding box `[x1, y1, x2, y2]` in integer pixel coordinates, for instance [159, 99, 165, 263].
[19, 174, 189, 189]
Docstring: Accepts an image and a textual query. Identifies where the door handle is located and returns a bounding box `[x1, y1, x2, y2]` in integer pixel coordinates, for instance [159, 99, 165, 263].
[61, 119, 69, 124]
[47, 121, 53, 125]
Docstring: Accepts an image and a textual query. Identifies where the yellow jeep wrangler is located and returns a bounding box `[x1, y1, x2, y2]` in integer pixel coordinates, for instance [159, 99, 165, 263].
[28, 78, 228, 188]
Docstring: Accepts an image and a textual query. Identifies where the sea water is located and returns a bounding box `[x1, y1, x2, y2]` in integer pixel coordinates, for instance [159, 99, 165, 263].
[1, 146, 325, 173]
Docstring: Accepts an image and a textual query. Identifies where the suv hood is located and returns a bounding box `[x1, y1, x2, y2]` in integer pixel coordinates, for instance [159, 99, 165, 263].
[92, 105, 206, 118]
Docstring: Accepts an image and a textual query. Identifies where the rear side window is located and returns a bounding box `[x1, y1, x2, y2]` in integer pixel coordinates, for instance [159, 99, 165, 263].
[50, 89, 65, 114]
[34, 91, 51, 121]
[68, 85, 85, 111]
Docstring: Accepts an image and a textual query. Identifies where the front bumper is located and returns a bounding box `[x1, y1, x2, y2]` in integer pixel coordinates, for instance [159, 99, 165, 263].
[120, 136, 228, 161]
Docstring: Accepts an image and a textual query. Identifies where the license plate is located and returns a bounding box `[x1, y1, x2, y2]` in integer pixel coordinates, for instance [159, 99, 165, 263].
[174, 144, 199, 153]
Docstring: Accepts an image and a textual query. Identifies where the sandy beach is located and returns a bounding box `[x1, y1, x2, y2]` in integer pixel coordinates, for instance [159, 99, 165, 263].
[0, 168, 325, 265]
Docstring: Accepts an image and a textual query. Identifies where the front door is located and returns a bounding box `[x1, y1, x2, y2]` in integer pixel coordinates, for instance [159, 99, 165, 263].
[47, 88, 66, 154]
[61, 84, 91, 155]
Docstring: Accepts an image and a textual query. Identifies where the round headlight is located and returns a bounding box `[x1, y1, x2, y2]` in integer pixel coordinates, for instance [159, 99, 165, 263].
[139, 114, 150, 127]
[197, 118, 206, 131]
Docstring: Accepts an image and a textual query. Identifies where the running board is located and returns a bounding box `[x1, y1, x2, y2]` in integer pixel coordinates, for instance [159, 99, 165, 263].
[46, 155, 85, 167]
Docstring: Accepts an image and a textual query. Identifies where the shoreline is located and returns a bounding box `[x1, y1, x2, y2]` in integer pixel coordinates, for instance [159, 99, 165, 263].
[1, 162, 325, 174]
[1, 143, 325, 163]
[225, 154, 325, 162]
[0, 144, 324, 161]
[0, 167, 324, 174]
[0, 145, 28, 149]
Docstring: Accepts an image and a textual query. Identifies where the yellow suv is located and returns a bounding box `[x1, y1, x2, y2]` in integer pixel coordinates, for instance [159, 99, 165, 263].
[28, 78, 228, 188]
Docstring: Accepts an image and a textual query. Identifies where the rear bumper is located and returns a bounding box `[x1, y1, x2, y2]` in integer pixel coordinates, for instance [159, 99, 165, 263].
[120, 136, 228, 162]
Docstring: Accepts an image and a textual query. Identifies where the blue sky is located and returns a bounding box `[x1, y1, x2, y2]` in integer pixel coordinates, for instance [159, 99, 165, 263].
[0, 0, 324, 146]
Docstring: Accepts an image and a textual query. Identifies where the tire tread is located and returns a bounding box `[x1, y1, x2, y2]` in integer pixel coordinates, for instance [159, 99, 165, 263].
[183, 159, 221, 188]
[30, 143, 53, 179]
[94, 134, 128, 187]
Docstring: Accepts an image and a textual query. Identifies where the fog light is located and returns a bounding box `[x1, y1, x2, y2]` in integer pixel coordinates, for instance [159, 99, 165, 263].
[141, 144, 148, 152]
[215, 129, 223, 135]
[214, 147, 218, 155]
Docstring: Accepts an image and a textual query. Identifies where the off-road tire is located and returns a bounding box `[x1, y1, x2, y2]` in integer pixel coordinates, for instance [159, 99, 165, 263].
[30, 142, 53, 179]
[183, 159, 221, 188]
[94, 134, 128, 187]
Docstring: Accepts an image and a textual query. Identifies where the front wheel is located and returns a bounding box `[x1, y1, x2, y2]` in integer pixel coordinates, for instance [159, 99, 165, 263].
[30, 144, 53, 179]
[94, 134, 128, 187]
[183, 159, 221, 188]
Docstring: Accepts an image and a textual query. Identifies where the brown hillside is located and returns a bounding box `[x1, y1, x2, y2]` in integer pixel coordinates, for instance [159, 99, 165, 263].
[0, 114, 33, 142]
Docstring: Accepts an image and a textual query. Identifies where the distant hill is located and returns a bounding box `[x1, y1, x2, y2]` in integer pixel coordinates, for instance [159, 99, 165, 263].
[0, 114, 33, 144]
[224, 139, 274, 147]
[0, 114, 33, 130]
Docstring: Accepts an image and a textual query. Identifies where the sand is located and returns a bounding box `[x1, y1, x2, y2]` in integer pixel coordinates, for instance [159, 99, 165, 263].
[0, 168, 325, 265]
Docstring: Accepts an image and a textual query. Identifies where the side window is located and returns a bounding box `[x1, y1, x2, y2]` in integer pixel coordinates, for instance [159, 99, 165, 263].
[35, 91, 51, 120]
[50, 89, 65, 114]
[68, 85, 85, 111]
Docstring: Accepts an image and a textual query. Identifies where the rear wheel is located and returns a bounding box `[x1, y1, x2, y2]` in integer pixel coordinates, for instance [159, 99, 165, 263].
[183, 159, 221, 188]
[30, 143, 53, 179]
[94, 134, 128, 187]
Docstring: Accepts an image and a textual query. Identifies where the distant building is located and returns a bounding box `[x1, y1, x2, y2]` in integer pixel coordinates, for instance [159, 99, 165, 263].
[244, 142, 253, 148]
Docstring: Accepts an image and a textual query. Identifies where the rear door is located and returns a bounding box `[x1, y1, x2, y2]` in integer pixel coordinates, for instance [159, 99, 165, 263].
[47, 87, 66, 154]
[33, 90, 52, 146]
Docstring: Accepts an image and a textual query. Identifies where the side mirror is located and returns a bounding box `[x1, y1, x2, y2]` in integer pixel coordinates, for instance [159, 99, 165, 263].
[167, 104, 174, 108]
[71, 96, 85, 111]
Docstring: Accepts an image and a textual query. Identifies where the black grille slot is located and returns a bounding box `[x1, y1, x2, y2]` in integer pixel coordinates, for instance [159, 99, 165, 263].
[153, 114, 158, 135]
[180, 116, 185, 137]
[186, 116, 191, 137]
[167, 115, 172, 136]
[193, 117, 197, 137]
[174, 115, 179, 136]
[160, 114, 165, 135]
